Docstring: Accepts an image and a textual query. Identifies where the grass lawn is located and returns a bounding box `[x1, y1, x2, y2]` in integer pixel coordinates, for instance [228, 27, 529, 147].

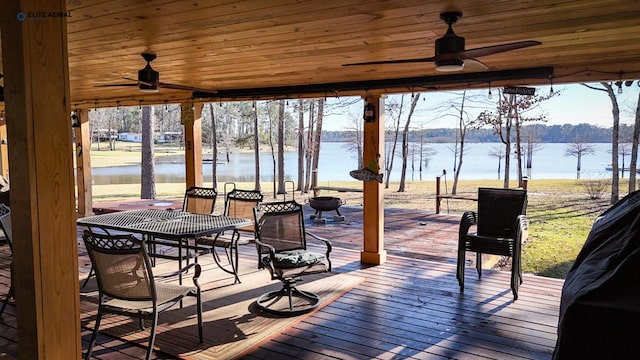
[88, 142, 623, 279]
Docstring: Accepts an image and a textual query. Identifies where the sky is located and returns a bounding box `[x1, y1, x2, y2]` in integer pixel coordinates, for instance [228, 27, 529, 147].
[321, 82, 640, 131]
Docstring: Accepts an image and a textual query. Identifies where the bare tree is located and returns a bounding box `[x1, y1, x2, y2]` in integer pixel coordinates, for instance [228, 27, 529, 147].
[303, 100, 315, 193]
[488, 147, 505, 179]
[618, 143, 632, 179]
[384, 94, 404, 188]
[449, 90, 481, 194]
[583, 82, 620, 203]
[296, 99, 305, 192]
[477, 91, 515, 188]
[631, 86, 640, 192]
[310, 98, 325, 190]
[398, 93, 420, 192]
[140, 106, 155, 199]
[252, 100, 261, 191]
[266, 101, 277, 198]
[277, 100, 286, 194]
[208, 103, 219, 190]
[522, 127, 544, 179]
[477, 89, 553, 188]
[565, 139, 596, 179]
[343, 112, 363, 168]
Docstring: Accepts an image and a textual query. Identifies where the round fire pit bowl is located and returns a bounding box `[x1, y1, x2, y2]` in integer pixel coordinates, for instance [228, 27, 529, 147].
[308, 196, 344, 221]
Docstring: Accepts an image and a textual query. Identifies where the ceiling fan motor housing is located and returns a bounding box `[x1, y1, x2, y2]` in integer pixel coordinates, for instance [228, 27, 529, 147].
[138, 65, 159, 92]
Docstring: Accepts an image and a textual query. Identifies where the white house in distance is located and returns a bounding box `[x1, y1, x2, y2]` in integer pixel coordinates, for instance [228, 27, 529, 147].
[117, 131, 183, 144]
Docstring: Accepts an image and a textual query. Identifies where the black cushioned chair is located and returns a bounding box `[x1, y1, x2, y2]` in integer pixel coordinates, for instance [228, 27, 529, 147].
[457, 187, 528, 300]
[198, 188, 263, 284]
[253, 200, 331, 316]
[82, 229, 203, 360]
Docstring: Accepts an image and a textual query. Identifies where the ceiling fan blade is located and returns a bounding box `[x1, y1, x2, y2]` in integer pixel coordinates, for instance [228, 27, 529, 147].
[343, 57, 436, 66]
[159, 82, 218, 94]
[463, 58, 489, 70]
[459, 40, 541, 59]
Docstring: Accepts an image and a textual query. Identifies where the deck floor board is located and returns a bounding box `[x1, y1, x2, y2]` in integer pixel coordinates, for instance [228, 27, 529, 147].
[0, 205, 564, 359]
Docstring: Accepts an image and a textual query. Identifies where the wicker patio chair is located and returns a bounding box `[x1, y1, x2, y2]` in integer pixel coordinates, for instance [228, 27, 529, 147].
[82, 229, 203, 360]
[457, 187, 528, 300]
[0, 204, 12, 318]
[197, 188, 263, 284]
[253, 200, 332, 316]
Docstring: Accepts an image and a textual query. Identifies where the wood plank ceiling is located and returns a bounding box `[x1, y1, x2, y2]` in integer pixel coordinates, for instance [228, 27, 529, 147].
[2, 0, 640, 107]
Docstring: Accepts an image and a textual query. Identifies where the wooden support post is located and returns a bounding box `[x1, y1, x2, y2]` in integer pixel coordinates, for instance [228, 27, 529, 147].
[0, 0, 82, 358]
[436, 176, 441, 214]
[360, 94, 387, 265]
[181, 102, 203, 188]
[75, 109, 93, 217]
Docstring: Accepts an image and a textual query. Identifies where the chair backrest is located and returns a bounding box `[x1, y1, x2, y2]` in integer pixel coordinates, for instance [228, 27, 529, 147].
[0, 204, 12, 251]
[183, 186, 217, 214]
[476, 187, 527, 238]
[82, 229, 156, 302]
[254, 201, 306, 253]
[225, 189, 263, 233]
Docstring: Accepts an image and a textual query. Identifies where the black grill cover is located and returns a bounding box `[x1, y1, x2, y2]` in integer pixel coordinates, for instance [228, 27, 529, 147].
[553, 190, 640, 359]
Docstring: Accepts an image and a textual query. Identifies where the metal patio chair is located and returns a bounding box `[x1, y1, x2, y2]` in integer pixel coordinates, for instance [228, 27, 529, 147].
[198, 188, 263, 284]
[457, 187, 528, 300]
[82, 229, 203, 360]
[148, 186, 217, 263]
[253, 200, 332, 316]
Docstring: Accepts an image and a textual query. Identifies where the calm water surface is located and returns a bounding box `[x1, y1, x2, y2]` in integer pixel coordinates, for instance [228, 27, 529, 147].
[91, 142, 622, 185]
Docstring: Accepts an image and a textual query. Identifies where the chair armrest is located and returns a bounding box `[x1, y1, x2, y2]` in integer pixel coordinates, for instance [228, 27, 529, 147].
[254, 238, 277, 272]
[305, 231, 332, 252]
[515, 214, 529, 247]
[459, 211, 477, 238]
[306, 231, 332, 271]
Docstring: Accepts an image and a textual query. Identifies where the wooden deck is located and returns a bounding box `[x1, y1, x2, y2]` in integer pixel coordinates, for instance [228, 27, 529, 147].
[0, 205, 563, 359]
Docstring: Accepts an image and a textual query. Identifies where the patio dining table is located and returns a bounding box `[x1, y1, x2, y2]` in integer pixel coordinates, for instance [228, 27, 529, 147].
[76, 208, 252, 283]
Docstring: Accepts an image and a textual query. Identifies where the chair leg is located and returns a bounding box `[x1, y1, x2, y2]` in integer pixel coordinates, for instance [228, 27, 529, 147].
[211, 232, 242, 284]
[511, 255, 520, 301]
[456, 247, 465, 292]
[196, 290, 203, 342]
[0, 284, 13, 317]
[145, 312, 159, 360]
[85, 305, 104, 360]
[476, 252, 483, 279]
[81, 266, 94, 289]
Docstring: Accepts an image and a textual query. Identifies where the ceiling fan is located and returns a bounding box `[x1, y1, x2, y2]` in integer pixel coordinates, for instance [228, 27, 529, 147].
[95, 53, 218, 93]
[343, 11, 541, 72]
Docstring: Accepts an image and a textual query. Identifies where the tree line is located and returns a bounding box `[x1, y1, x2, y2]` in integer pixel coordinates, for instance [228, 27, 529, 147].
[323, 123, 637, 144]
[87, 82, 640, 204]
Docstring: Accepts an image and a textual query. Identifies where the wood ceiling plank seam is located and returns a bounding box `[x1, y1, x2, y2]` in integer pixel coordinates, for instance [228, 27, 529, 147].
[63, 7, 640, 69]
[66, 0, 300, 31]
[69, 38, 439, 76]
[65, 9, 440, 52]
[456, 8, 640, 43]
[459, 0, 634, 25]
[65, 0, 405, 40]
[69, 5, 435, 50]
[66, 13, 640, 68]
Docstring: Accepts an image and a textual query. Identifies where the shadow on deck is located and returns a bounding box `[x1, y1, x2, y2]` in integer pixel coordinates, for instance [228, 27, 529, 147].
[0, 205, 563, 359]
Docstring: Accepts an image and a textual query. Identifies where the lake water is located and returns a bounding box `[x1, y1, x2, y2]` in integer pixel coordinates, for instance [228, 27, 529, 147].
[91, 142, 624, 185]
